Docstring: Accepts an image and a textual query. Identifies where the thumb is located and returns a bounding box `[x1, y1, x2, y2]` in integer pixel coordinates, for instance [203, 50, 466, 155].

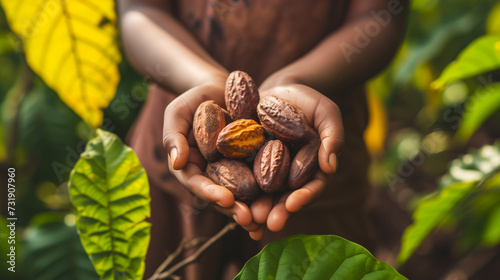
[163, 99, 191, 170]
[315, 98, 344, 174]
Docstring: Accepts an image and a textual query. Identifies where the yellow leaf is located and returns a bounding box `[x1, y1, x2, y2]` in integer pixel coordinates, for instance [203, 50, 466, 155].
[364, 89, 387, 158]
[1, 0, 121, 127]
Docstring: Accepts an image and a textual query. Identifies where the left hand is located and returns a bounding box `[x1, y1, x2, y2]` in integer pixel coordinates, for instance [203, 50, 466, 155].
[247, 83, 344, 240]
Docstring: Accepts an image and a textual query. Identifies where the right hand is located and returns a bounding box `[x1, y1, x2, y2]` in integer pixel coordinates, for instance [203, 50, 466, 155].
[162, 79, 260, 232]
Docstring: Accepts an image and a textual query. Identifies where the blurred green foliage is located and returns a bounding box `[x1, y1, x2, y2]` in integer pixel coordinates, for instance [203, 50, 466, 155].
[368, 0, 500, 190]
[21, 213, 99, 280]
[399, 142, 500, 265]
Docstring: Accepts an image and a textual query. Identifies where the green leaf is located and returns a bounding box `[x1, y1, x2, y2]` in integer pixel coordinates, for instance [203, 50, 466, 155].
[455, 83, 500, 143]
[0, 31, 16, 55]
[398, 181, 476, 265]
[459, 171, 500, 248]
[482, 197, 500, 246]
[17, 81, 83, 182]
[21, 213, 99, 280]
[399, 143, 500, 264]
[431, 35, 500, 90]
[235, 235, 407, 280]
[69, 129, 151, 280]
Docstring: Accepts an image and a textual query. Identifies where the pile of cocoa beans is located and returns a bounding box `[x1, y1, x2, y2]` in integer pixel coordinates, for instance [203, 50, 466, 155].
[193, 71, 320, 202]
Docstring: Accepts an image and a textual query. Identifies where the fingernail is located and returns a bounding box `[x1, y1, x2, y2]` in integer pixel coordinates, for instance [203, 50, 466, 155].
[328, 153, 337, 173]
[216, 201, 224, 207]
[170, 147, 178, 169]
[232, 215, 239, 224]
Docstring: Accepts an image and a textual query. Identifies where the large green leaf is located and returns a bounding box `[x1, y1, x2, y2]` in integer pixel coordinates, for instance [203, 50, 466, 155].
[69, 129, 150, 280]
[455, 83, 500, 143]
[399, 143, 500, 264]
[398, 181, 476, 265]
[431, 35, 500, 90]
[21, 213, 99, 280]
[235, 235, 407, 280]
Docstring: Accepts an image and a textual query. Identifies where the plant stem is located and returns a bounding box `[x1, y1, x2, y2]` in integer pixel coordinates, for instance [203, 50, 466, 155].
[150, 237, 208, 280]
[149, 222, 238, 280]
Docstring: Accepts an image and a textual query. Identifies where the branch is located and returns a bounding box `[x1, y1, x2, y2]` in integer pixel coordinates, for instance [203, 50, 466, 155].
[149, 222, 238, 280]
[149, 237, 208, 280]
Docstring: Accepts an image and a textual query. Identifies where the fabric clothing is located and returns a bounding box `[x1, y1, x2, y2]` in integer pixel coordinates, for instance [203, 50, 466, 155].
[127, 1, 373, 279]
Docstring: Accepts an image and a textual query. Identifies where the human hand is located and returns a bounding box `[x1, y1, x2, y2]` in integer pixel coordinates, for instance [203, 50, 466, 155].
[162, 78, 262, 231]
[247, 84, 344, 240]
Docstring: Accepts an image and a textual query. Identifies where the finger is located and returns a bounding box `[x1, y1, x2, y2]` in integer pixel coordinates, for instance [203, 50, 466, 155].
[241, 222, 260, 232]
[314, 95, 344, 175]
[267, 192, 292, 232]
[213, 201, 253, 226]
[249, 226, 265, 241]
[163, 95, 195, 170]
[163, 86, 226, 170]
[169, 160, 234, 208]
[250, 195, 273, 224]
[285, 171, 327, 213]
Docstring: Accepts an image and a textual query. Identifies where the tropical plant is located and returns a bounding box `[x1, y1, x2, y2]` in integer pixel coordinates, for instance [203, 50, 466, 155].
[399, 143, 500, 264]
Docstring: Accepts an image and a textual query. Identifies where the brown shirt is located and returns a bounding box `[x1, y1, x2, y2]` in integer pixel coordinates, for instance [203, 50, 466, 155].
[174, 0, 349, 83]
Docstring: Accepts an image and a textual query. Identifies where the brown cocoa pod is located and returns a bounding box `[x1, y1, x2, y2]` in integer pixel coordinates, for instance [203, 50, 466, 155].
[257, 96, 309, 143]
[253, 140, 290, 192]
[206, 158, 260, 202]
[193, 100, 226, 162]
[225, 70, 260, 120]
[216, 119, 265, 159]
[288, 137, 320, 189]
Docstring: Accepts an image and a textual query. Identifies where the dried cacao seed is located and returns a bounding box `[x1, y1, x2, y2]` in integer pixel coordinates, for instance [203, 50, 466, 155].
[253, 140, 290, 192]
[225, 70, 260, 120]
[193, 100, 227, 162]
[257, 96, 309, 143]
[288, 138, 320, 189]
[216, 119, 265, 159]
[206, 158, 260, 202]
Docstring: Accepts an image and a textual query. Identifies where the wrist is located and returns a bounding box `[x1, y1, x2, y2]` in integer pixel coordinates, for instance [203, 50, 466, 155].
[259, 72, 301, 92]
[197, 69, 229, 88]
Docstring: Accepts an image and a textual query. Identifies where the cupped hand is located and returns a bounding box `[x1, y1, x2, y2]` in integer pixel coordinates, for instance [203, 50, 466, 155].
[247, 84, 344, 239]
[162, 80, 259, 230]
